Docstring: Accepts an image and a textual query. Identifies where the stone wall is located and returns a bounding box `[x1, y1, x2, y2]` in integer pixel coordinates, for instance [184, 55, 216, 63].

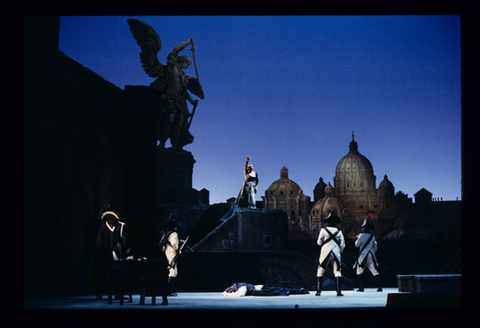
[193, 209, 289, 252]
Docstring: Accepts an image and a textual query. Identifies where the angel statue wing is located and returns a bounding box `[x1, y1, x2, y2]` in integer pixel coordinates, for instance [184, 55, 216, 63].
[127, 19, 166, 87]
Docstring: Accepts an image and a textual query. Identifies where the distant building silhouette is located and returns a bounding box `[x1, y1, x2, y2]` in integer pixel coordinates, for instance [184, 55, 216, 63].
[263, 134, 460, 243]
[262, 166, 311, 234]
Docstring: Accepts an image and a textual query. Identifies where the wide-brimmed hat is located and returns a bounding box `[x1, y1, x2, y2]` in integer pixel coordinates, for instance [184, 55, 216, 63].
[101, 211, 119, 220]
[322, 211, 341, 225]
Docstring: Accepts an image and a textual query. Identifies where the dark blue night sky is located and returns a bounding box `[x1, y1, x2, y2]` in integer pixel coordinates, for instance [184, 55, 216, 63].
[59, 15, 461, 204]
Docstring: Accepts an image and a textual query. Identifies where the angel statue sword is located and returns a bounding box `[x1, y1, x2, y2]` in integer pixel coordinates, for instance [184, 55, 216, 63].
[189, 42, 200, 82]
[187, 42, 199, 128]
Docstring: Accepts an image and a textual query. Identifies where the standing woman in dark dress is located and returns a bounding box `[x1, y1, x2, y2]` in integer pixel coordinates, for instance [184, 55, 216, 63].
[91, 203, 130, 299]
[214, 156, 260, 224]
[239, 155, 258, 208]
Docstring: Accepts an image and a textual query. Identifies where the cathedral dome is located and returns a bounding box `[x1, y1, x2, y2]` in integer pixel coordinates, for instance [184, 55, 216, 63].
[310, 182, 342, 219]
[378, 174, 394, 192]
[334, 134, 376, 193]
[335, 135, 374, 177]
[267, 166, 303, 197]
[378, 174, 395, 198]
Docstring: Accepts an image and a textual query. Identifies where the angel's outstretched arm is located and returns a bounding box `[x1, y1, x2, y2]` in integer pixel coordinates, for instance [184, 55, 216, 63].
[170, 38, 194, 58]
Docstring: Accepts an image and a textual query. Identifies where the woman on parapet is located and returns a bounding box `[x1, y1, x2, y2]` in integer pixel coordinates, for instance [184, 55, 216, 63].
[238, 155, 258, 209]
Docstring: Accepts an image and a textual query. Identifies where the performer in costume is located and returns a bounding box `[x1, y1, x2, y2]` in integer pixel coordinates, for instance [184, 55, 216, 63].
[91, 203, 130, 300]
[205, 156, 259, 235]
[222, 282, 309, 297]
[239, 155, 258, 208]
[162, 217, 182, 296]
[353, 213, 382, 292]
[316, 211, 345, 296]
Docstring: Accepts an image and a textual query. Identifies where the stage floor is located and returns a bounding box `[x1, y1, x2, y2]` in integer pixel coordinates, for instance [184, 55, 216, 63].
[23, 288, 465, 327]
[25, 288, 398, 310]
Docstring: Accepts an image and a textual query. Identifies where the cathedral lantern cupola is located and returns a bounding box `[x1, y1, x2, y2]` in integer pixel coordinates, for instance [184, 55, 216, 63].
[325, 181, 335, 198]
[349, 132, 359, 152]
[314, 177, 327, 202]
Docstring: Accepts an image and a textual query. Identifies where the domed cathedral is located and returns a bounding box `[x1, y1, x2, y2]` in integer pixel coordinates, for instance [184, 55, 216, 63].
[262, 166, 311, 233]
[328, 133, 412, 239]
[263, 134, 412, 242]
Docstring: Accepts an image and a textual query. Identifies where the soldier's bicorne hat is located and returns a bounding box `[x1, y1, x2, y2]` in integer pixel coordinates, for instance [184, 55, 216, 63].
[165, 216, 181, 229]
[361, 221, 374, 231]
[361, 212, 374, 231]
[322, 211, 341, 225]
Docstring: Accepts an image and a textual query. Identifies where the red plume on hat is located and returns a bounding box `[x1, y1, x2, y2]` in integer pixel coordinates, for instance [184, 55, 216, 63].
[361, 212, 374, 230]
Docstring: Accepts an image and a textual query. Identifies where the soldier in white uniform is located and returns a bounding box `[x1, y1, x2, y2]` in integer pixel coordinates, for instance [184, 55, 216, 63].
[353, 214, 382, 292]
[163, 218, 181, 296]
[316, 211, 345, 296]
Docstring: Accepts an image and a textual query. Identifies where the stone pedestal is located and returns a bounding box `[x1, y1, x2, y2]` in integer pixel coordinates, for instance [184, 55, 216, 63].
[156, 147, 199, 205]
[397, 274, 461, 293]
[192, 208, 289, 252]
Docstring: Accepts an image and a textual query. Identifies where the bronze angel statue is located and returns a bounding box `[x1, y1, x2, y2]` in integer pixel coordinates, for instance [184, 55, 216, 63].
[127, 18, 204, 149]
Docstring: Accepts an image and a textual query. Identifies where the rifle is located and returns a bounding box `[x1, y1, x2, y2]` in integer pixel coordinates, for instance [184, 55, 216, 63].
[169, 236, 189, 269]
[304, 223, 319, 237]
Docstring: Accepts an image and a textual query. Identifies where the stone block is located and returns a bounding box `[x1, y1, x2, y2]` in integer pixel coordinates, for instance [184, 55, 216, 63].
[415, 274, 461, 293]
[397, 274, 417, 292]
[397, 274, 461, 293]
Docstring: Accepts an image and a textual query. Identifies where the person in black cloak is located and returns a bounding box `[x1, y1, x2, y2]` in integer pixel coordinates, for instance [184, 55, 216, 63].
[91, 203, 130, 300]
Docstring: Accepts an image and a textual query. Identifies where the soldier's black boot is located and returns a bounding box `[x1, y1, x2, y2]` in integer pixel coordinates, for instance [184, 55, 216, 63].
[374, 275, 383, 292]
[161, 276, 169, 305]
[336, 277, 344, 296]
[357, 275, 364, 292]
[161, 295, 169, 305]
[168, 277, 177, 296]
[315, 277, 322, 296]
